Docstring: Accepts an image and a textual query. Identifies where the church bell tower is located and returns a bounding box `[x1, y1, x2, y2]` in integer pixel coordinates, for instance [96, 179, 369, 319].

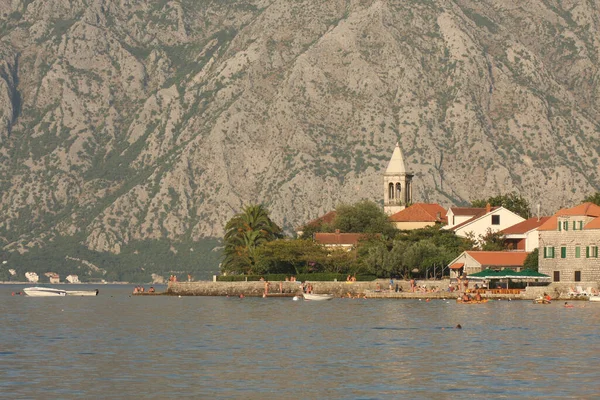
[383, 142, 413, 215]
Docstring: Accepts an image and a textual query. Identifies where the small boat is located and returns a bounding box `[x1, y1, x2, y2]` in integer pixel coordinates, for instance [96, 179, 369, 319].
[303, 293, 334, 301]
[456, 298, 488, 304]
[23, 287, 67, 297]
[589, 295, 600, 302]
[23, 287, 99, 297]
[533, 298, 551, 304]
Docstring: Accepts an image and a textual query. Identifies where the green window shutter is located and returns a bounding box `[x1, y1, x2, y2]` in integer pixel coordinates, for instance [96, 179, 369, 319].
[551, 247, 555, 258]
[579, 221, 583, 230]
[564, 221, 569, 231]
[595, 246, 599, 258]
[586, 246, 590, 258]
[558, 221, 562, 231]
[561, 247, 567, 258]
[572, 221, 576, 230]
[575, 247, 581, 258]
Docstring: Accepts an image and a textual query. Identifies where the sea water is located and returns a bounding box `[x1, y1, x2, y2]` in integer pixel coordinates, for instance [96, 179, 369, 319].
[1, 284, 599, 399]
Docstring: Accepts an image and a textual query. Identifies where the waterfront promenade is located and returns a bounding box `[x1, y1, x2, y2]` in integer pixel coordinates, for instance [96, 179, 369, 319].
[162, 279, 595, 300]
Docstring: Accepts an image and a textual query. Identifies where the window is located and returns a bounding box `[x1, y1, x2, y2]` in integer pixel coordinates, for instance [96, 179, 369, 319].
[491, 215, 500, 225]
[563, 221, 569, 231]
[579, 221, 584, 230]
[573, 221, 577, 230]
[544, 246, 555, 258]
[574, 271, 581, 282]
[553, 271, 560, 282]
[593, 246, 599, 258]
[561, 247, 567, 258]
[575, 246, 581, 258]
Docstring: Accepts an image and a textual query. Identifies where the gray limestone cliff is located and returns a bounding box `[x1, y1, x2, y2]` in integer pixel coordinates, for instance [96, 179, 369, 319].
[0, 0, 599, 255]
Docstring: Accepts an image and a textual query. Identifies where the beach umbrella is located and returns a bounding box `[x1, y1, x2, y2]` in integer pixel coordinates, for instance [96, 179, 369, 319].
[514, 269, 551, 280]
[466, 269, 499, 280]
[510, 269, 551, 287]
[467, 269, 517, 288]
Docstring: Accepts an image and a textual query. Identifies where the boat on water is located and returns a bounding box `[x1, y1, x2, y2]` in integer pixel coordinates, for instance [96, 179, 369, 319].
[23, 287, 67, 297]
[456, 298, 488, 304]
[303, 293, 334, 301]
[533, 298, 551, 304]
[23, 287, 99, 297]
[65, 289, 99, 296]
[589, 295, 600, 302]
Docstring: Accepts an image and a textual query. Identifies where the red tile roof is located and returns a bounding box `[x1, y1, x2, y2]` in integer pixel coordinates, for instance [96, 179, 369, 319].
[539, 202, 600, 231]
[449, 263, 464, 269]
[501, 217, 551, 234]
[314, 232, 367, 246]
[585, 216, 600, 229]
[389, 203, 447, 223]
[448, 207, 487, 216]
[449, 207, 500, 231]
[466, 251, 529, 266]
[303, 211, 337, 228]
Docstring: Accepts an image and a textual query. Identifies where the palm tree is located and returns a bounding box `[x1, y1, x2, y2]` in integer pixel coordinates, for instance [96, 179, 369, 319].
[222, 204, 282, 274]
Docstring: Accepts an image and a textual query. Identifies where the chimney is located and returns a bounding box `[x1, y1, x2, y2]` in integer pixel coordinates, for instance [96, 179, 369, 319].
[486, 203, 491, 213]
[436, 212, 441, 221]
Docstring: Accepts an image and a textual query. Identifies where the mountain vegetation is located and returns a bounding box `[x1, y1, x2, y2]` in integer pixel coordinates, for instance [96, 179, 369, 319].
[471, 192, 532, 219]
[1, 1, 600, 281]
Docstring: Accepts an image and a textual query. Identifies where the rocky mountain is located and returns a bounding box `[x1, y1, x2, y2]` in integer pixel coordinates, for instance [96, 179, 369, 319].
[0, 0, 599, 264]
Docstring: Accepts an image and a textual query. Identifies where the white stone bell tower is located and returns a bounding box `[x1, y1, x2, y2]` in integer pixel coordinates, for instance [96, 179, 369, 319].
[383, 142, 413, 215]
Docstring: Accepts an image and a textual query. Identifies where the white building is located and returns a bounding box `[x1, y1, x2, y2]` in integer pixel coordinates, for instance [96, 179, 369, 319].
[25, 272, 39, 283]
[502, 217, 550, 252]
[445, 204, 525, 243]
[45, 272, 60, 284]
[66, 274, 80, 283]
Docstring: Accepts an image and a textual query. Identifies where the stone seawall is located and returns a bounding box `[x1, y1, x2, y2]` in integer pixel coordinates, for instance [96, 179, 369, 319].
[164, 280, 597, 300]
[166, 280, 386, 297]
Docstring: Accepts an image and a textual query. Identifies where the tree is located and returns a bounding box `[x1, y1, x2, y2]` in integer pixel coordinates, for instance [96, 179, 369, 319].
[254, 239, 327, 275]
[334, 200, 396, 236]
[472, 192, 532, 219]
[402, 240, 440, 276]
[221, 205, 282, 274]
[583, 192, 600, 206]
[298, 220, 335, 239]
[357, 237, 395, 277]
[523, 249, 539, 271]
[479, 228, 506, 251]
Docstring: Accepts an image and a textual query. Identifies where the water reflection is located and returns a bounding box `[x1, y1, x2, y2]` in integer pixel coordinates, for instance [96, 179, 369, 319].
[1, 285, 600, 398]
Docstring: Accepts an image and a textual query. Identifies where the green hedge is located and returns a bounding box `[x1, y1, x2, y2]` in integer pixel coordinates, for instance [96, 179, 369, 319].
[217, 273, 377, 282]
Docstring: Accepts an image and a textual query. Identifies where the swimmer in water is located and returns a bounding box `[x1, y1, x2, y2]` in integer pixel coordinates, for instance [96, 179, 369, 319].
[455, 324, 462, 329]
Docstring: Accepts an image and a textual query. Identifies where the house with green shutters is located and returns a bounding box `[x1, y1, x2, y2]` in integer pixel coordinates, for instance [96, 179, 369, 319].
[538, 203, 600, 283]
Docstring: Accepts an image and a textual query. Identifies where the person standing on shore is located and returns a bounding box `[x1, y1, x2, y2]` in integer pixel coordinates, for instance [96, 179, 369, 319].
[410, 278, 415, 292]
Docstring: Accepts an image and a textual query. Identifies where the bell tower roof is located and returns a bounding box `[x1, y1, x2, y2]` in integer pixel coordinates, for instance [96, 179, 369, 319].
[385, 142, 407, 174]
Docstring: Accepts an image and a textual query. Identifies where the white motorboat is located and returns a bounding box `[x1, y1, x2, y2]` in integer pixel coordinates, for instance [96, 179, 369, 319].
[65, 289, 99, 296]
[303, 293, 334, 301]
[23, 287, 99, 297]
[23, 287, 67, 297]
[588, 295, 600, 302]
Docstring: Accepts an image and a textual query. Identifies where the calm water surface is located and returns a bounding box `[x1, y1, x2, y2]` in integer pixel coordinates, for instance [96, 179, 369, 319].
[1, 284, 600, 399]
